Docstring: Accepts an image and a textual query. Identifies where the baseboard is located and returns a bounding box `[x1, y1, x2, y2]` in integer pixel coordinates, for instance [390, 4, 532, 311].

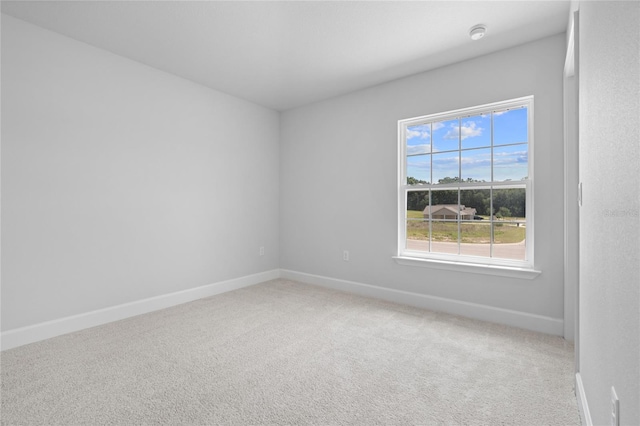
[2, 268, 564, 351]
[280, 269, 564, 336]
[1, 269, 280, 351]
[576, 372, 593, 426]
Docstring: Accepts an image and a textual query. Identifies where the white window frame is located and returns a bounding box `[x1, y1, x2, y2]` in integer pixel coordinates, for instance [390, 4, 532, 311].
[394, 96, 540, 278]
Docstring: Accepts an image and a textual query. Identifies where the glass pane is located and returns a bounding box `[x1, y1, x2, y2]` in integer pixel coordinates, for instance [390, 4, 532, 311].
[432, 118, 459, 152]
[428, 188, 459, 254]
[461, 114, 491, 149]
[492, 188, 526, 220]
[458, 189, 489, 257]
[493, 144, 528, 182]
[406, 190, 429, 251]
[406, 190, 430, 215]
[460, 221, 491, 257]
[461, 148, 491, 182]
[492, 222, 526, 261]
[406, 124, 431, 156]
[406, 220, 430, 252]
[407, 155, 430, 184]
[406, 190, 430, 252]
[430, 189, 458, 208]
[460, 189, 491, 219]
[492, 187, 526, 260]
[432, 151, 459, 184]
[494, 107, 528, 146]
[431, 220, 459, 255]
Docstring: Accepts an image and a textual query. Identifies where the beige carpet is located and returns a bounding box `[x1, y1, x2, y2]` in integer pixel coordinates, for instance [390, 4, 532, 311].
[1, 279, 579, 425]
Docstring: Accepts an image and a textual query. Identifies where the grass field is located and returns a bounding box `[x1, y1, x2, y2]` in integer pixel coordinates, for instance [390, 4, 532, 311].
[406, 210, 525, 244]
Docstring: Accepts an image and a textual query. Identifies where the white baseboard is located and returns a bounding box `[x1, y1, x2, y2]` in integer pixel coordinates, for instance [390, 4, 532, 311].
[1, 269, 280, 351]
[576, 372, 593, 426]
[280, 269, 564, 336]
[2, 268, 564, 351]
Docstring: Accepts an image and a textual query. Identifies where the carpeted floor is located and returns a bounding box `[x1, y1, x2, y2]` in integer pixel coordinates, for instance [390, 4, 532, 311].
[1, 279, 579, 425]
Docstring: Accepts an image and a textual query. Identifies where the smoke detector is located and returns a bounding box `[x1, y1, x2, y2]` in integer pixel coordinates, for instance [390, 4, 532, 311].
[469, 24, 487, 41]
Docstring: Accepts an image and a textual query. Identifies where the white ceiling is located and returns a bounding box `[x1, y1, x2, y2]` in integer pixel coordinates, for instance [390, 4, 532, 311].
[1, 1, 571, 111]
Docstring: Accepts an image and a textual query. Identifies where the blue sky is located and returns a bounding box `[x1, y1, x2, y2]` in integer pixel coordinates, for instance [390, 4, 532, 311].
[406, 107, 528, 183]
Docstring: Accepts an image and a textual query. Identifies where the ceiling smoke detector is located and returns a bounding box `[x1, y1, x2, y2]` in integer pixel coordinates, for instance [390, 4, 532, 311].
[469, 24, 487, 41]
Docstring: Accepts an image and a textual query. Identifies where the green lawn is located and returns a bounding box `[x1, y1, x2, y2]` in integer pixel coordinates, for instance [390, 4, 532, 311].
[406, 211, 525, 243]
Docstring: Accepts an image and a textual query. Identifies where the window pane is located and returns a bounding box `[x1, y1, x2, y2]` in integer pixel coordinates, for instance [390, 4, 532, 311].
[461, 148, 491, 182]
[494, 107, 528, 146]
[406, 124, 431, 156]
[492, 188, 526, 220]
[432, 152, 459, 184]
[406, 190, 430, 215]
[493, 144, 528, 182]
[407, 155, 430, 184]
[460, 189, 491, 218]
[460, 221, 491, 257]
[406, 220, 430, 252]
[492, 222, 526, 261]
[431, 220, 459, 255]
[430, 189, 458, 207]
[406, 190, 430, 252]
[432, 119, 459, 152]
[492, 187, 526, 260]
[461, 114, 491, 149]
[425, 189, 458, 254]
[458, 189, 489, 257]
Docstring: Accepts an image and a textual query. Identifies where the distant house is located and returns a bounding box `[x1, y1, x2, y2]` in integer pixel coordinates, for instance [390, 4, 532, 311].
[423, 204, 477, 220]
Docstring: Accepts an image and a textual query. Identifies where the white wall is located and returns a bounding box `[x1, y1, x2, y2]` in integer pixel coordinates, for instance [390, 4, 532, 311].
[280, 35, 566, 326]
[578, 2, 640, 425]
[1, 15, 280, 332]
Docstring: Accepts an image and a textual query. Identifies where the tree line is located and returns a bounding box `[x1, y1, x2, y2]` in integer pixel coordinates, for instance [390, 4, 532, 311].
[407, 177, 525, 218]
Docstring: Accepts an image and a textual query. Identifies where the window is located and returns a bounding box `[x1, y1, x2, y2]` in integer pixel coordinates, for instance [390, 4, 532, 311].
[397, 96, 535, 272]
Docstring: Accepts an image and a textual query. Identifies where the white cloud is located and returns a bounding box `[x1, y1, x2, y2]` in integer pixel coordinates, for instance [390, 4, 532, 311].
[460, 156, 491, 166]
[443, 121, 483, 140]
[493, 151, 528, 166]
[407, 124, 431, 140]
[407, 144, 431, 156]
[460, 122, 482, 140]
[408, 130, 428, 139]
[432, 156, 459, 167]
[407, 159, 430, 168]
[494, 150, 528, 158]
[407, 122, 446, 141]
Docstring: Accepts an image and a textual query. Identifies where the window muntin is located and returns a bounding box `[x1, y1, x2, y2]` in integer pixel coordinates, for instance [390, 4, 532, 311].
[398, 97, 533, 268]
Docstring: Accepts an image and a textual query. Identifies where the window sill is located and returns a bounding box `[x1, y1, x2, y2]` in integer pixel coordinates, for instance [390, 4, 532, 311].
[392, 256, 541, 279]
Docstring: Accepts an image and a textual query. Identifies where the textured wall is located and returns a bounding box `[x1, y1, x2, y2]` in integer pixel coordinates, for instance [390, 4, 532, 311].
[1, 15, 280, 331]
[578, 1, 640, 424]
[280, 35, 566, 321]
